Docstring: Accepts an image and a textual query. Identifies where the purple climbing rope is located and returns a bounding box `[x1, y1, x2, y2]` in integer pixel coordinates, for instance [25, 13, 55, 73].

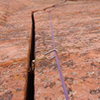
[48, 11, 69, 100]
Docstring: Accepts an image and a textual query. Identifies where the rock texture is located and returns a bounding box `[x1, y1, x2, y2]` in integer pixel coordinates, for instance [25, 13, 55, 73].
[0, 0, 100, 100]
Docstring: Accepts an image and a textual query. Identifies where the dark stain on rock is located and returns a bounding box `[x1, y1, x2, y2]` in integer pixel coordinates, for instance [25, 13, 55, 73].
[44, 97, 52, 100]
[90, 88, 100, 95]
[0, 90, 13, 100]
[65, 77, 74, 85]
[16, 88, 22, 92]
[64, 60, 75, 68]
[0, 78, 4, 86]
[80, 76, 89, 81]
[44, 82, 56, 88]
[68, 88, 72, 94]
[91, 62, 99, 67]
[49, 63, 57, 70]
[68, 87, 74, 99]
[49, 82, 56, 88]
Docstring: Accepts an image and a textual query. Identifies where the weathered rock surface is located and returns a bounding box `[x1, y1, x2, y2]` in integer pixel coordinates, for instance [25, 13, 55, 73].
[0, 0, 100, 100]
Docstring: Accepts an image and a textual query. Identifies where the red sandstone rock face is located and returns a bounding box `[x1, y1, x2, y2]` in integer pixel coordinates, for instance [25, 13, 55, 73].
[0, 0, 100, 100]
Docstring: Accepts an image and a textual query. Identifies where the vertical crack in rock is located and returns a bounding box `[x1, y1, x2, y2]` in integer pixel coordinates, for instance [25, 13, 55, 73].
[24, 12, 35, 100]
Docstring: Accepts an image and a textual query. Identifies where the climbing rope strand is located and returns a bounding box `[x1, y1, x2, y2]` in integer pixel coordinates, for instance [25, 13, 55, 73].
[48, 11, 69, 100]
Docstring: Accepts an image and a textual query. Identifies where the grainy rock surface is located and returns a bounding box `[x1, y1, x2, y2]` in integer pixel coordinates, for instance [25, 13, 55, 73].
[0, 0, 100, 100]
